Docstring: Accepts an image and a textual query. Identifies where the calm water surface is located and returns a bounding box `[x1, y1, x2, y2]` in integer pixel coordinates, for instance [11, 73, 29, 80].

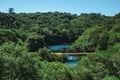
[48, 44, 71, 51]
[66, 56, 79, 66]
[66, 61, 78, 66]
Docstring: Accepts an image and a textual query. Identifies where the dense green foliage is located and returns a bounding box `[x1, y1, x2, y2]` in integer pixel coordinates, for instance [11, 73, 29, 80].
[0, 11, 114, 51]
[72, 27, 109, 52]
[71, 15, 120, 52]
[70, 44, 120, 80]
[37, 47, 67, 62]
[0, 42, 69, 80]
[0, 9, 120, 80]
[0, 42, 120, 80]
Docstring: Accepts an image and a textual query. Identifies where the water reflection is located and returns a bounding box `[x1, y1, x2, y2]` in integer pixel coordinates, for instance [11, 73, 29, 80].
[66, 56, 79, 66]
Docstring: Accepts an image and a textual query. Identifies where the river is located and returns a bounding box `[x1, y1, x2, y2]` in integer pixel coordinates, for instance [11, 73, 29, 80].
[48, 44, 71, 51]
[48, 44, 79, 66]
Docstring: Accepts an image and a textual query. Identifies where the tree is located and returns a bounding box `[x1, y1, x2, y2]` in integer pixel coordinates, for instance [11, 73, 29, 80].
[71, 26, 109, 52]
[0, 42, 42, 79]
[108, 25, 120, 45]
[37, 47, 51, 61]
[39, 62, 72, 80]
[27, 34, 45, 52]
[0, 29, 18, 45]
[9, 8, 14, 14]
[109, 51, 120, 78]
[72, 54, 110, 80]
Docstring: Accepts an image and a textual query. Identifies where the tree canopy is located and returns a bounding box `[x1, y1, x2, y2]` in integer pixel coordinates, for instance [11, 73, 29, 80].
[0, 10, 120, 80]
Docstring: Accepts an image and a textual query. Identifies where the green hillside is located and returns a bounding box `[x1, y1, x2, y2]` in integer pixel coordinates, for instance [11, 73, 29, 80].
[0, 10, 120, 80]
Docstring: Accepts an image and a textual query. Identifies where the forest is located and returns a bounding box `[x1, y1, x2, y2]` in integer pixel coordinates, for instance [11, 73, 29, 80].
[0, 8, 120, 80]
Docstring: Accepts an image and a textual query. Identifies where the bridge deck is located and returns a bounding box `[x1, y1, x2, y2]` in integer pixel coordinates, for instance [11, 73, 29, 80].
[55, 52, 93, 56]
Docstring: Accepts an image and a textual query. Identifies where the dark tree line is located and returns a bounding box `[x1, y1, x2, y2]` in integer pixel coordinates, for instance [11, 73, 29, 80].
[1, 9, 118, 51]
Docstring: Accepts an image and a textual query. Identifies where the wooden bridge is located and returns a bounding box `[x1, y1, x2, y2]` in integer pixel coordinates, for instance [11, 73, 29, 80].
[55, 52, 93, 56]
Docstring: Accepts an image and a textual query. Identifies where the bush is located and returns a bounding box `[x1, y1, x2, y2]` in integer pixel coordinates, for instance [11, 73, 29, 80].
[39, 62, 72, 80]
[0, 29, 18, 45]
[27, 34, 45, 52]
[37, 47, 67, 62]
